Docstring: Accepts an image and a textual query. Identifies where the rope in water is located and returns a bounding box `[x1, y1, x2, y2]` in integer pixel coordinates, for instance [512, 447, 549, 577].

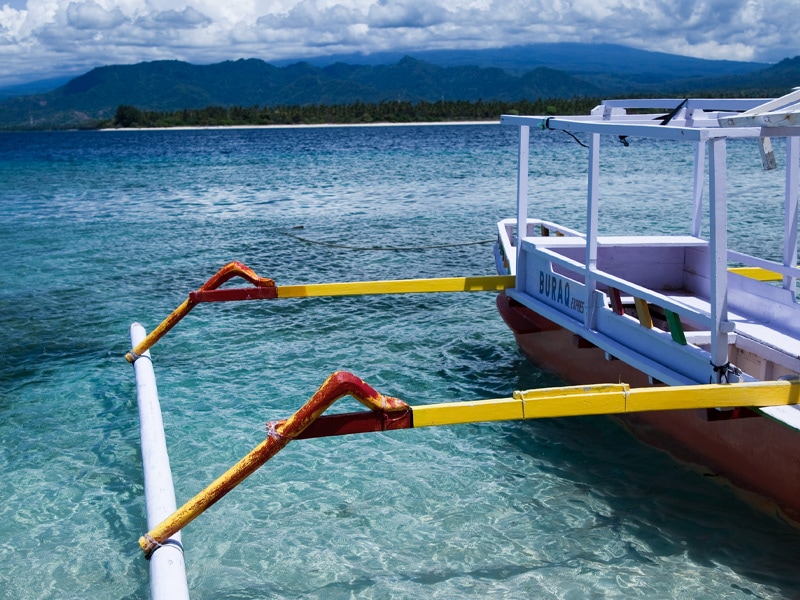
[284, 231, 495, 251]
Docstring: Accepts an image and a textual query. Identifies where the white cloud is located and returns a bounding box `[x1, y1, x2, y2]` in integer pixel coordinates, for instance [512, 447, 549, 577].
[367, 0, 448, 28]
[66, 1, 126, 30]
[257, 0, 361, 29]
[0, 4, 27, 39]
[0, 0, 798, 86]
[137, 6, 210, 29]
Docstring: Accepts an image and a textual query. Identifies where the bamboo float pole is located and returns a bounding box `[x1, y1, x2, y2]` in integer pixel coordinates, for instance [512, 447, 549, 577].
[130, 323, 190, 600]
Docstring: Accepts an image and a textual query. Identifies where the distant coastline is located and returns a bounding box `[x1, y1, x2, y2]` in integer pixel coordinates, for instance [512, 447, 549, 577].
[100, 120, 499, 132]
[103, 99, 593, 131]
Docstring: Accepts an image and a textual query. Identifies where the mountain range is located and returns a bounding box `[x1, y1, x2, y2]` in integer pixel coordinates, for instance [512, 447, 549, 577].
[1, 43, 798, 130]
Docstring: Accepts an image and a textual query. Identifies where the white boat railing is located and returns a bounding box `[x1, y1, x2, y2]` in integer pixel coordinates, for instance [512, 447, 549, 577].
[130, 323, 190, 600]
[496, 218, 584, 274]
[535, 246, 717, 331]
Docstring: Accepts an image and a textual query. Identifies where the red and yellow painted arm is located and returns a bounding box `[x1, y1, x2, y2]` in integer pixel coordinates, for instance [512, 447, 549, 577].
[138, 371, 409, 557]
[126, 261, 515, 362]
[125, 262, 276, 362]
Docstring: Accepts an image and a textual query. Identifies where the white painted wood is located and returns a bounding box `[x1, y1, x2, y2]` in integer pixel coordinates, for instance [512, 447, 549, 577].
[585, 132, 600, 329]
[784, 135, 799, 291]
[501, 92, 800, 421]
[596, 235, 706, 246]
[506, 287, 696, 385]
[130, 323, 190, 600]
[495, 219, 515, 275]
[504, 96, 800, 139]
[708, 138, 730, 380]
[527, 243, 715, 328]
[724, 111, 800, 128]
[733, 88, 800, 117]
[683, 331, 738, 346]
[719, 89, 800, 128]
[501, 114, 762, 142]
[594, 304, 715, 383]
[515, 126, 529, 295]
[602, 98, 769, 112]
[691, 142, 706, 238]
[759, 137, 777, 170]
[760, 405, 800, 432]
[525, 236, 704, 292]
[727, 277, 800, 339]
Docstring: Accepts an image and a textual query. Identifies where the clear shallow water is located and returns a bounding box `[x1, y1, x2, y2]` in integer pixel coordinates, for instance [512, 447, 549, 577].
[1, 124, 799, 599]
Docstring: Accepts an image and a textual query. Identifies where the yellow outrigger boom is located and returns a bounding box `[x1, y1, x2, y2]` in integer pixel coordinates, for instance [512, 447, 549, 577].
[414, 379, 800, 425]
[125, 261, 515, 362]
[125, 260, 780, 363]
[137, 371, 800, 557]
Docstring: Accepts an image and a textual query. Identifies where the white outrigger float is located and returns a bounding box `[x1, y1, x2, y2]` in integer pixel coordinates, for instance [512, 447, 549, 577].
[495, 90, 800, 521]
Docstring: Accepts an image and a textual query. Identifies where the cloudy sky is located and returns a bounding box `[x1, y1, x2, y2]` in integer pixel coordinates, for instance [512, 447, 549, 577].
[0, 0, 798, 86]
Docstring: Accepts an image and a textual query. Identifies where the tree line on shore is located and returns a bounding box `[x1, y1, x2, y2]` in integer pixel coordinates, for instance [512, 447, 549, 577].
[111, 98, 601, 128]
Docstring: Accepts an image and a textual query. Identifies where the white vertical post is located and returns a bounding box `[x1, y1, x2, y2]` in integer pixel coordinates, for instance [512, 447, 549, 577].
[585, 132, 600, 328]
[131, 323, 190, 600]
[515, 125, 530, 292]
[784, 136, 799, 291]
[708, 138, 730, 381]
[691, 141, 706, 238]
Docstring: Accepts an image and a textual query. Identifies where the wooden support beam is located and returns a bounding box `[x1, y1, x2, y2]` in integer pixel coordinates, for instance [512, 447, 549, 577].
[634, 297, 653, 329]
[664, 309, 687, 345]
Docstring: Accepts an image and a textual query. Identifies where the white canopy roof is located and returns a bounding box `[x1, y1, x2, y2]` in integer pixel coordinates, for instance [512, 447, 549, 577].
[501, 89, 800, 141]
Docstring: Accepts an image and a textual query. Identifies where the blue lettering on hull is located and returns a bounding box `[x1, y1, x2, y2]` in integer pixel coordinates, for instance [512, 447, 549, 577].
[539, 270, 582, 314]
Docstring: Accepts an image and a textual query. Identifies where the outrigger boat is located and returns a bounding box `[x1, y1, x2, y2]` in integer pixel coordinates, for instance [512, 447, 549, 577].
[495, 90, 800, 521]
[127, 90, 800, 597]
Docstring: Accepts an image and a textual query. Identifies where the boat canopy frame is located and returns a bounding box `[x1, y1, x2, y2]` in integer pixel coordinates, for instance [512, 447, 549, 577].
[501, 91, 800, 384]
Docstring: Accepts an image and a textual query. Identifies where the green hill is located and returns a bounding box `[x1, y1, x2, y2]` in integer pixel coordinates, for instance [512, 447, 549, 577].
[1, 48, 798, 130]
[0, 57, 601, 128]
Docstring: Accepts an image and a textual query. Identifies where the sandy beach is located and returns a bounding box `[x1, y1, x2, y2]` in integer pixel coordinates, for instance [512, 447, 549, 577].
[100, 120, 500, 131]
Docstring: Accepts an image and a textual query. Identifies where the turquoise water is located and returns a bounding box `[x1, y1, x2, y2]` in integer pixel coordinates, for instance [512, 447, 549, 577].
[1, 124, 799, 599]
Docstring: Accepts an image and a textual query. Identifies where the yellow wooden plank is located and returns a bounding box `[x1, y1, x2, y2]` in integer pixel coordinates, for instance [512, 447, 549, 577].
[633, 297, 653, 328]
[412, 398, 523, 427]
[409, 381, 799, 429]
[626, 380, 800, 412]
[516, 384, 629, 418]
[277, 275, 516, 298]
[514, 383, 629, 400]
[728, 266, 783, 281]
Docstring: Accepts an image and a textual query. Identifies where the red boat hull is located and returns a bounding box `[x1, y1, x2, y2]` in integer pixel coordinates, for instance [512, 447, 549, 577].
[497, 292, 800, 523]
